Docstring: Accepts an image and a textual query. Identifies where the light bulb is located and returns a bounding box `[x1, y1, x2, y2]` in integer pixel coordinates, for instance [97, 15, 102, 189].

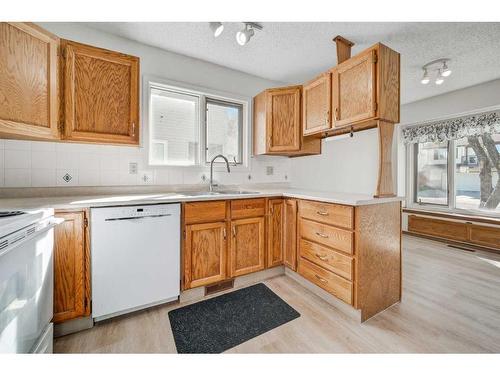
[421, 69, 430, 85]
[236, 25, 254, 46]
[209, 22, 224, 38]
[441, 62, 452, 77]
[435, 70, 444, 85]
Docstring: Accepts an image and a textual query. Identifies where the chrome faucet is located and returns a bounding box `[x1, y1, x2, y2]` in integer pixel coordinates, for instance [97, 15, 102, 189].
[209, 154, 231, 192]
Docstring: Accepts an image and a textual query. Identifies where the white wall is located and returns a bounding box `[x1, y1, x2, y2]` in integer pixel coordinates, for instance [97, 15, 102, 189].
[397, 78, 500, 196]
[0, 23, 291, 188]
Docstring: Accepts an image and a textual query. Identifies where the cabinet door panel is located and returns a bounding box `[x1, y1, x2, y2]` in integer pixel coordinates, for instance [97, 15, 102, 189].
[283, 199, 297, 271]
[53, 211, 88, 323]
[267, 87, 301, 152]
[63, 40, 139, 145]
[333, 49, 376, 127]
[230, 217, 265, 277]
[267, 199, 284, 267]
[184, 222, 227, 289]
[0, 22, 59, 140]
[303, 74, 331, 135]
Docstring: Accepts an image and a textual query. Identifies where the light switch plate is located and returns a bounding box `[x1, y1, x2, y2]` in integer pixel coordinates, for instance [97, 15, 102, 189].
[266, 166, 274, 176]
[129, 162, 138, 175]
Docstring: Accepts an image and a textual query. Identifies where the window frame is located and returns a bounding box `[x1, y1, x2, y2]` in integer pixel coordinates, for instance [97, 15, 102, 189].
[406, 136, 499, 218]
[144, 76, 251, 171]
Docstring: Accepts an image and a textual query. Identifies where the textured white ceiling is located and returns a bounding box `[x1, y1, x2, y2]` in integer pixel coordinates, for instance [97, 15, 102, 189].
[83, 22, 500, 104]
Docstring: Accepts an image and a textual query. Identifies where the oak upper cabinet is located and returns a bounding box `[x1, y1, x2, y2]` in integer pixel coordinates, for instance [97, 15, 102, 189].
[254, 85, 321, 156]
[62, 40, 140, 145]
[53, 211, 90, 323]
[229, 217, 265, 277]
[267, 199, 284, 267]
[0, 22, 60, 140]
[302, 73, 332, 136]
[331, 43, 400, 129]
[283, 199, 298, 271]
[184, 222, 227, 289]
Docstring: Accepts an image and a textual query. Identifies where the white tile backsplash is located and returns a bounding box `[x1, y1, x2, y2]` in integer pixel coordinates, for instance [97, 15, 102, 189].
[0, 140, 292, 188]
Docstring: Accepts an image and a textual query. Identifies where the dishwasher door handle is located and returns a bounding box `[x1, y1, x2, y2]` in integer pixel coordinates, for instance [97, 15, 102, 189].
[105, 214, 172, 221]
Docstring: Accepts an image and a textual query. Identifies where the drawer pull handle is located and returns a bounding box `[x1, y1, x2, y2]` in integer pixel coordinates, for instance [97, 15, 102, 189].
[316, 232, 329, 238]
[223, 228, 227, 240]
[315, 253, 328, 261]
[315, 274, 328, 284]
[316, 211, 329, 216]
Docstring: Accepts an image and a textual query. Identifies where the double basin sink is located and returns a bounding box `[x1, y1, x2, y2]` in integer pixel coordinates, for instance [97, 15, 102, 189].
[177, 190, 259, 197]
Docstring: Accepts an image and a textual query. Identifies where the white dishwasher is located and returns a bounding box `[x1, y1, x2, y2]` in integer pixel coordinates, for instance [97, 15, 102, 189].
[91, 203, 180, 321]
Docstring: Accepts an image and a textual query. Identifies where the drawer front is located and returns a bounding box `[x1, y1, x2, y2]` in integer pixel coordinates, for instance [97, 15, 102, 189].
[299, 218, 353, 254]
[469, 224, 500, 249]
[231, 198, 266, 219]
[408, 215, 468, 242]
[299, 200, 353, 229]
[299, 239, 353, 280]
[184, 201, 227, 224]
[298, 257, 352, 304]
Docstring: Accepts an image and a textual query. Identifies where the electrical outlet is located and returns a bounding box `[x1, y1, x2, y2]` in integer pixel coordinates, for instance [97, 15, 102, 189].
[129, 162, 138, 175]
[139, 171, 154, 185]
[266, 166, 274, 176]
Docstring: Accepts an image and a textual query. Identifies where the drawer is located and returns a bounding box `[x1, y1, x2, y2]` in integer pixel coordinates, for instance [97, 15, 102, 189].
[231, 198, 266, 219]
[299, 239, 353, 280]
[299, 200, 353, 229]
[184, 201, 227, 224]
[299, 218, 353, 254]
[408, 215, 468, 242]
[298, 257, 352, 304]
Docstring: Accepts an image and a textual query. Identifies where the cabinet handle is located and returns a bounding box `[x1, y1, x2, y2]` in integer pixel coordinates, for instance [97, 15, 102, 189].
[316, 232, 329, 239]
[315, 253, 328, 261]
[326, 110, 330, 124]
[315, 274, 328, 284]
[132, 122, 136, 137]
[223, 227, 227, 240]
[334, 108, 339, 121]
[316, 210, 329, 216]
[232, 227, 236, 238]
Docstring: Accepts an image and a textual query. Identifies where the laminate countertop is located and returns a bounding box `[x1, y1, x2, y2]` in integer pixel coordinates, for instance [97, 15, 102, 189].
[0, 188, 404, 211]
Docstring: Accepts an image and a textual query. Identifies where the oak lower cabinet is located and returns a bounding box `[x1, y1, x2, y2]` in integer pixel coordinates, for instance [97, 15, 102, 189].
[62, 40, 140, 145]
[302, 73, 332, 136]
[267, 198, 284, 267]
[0, 22, 60, 141]
[331, 43, 400, 129]
[283, 199, 298, 271]
[253, 85, 321, 156]
[296, 199, 401, 322]
[183, 222, 227, 289]
[229, 217, 265, 277]
[53, 210, 91, 323]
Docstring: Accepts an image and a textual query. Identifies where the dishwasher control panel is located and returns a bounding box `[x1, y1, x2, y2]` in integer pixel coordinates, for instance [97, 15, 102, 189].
[92, 203, 180, 220]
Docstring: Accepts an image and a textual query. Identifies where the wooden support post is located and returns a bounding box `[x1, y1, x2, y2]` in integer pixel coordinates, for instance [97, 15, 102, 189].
[333, 35, 355, 64]
[374, 120, 396, 198]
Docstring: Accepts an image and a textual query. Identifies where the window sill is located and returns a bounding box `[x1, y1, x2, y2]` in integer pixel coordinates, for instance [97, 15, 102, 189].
[403, 206, 500, 225]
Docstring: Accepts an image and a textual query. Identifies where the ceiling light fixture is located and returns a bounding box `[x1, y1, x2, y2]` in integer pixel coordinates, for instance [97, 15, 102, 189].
[235, 22, 263, 46]
[420, 69, 430, 85]
[209, 22, 224, 38]
[420, 58, 452, 86]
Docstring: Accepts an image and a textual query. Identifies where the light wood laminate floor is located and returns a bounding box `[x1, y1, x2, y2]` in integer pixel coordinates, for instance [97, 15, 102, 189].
[54, 235, 500, 353]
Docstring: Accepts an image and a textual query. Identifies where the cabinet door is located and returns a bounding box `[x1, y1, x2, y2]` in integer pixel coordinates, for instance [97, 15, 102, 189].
[0, 23, 60, 140]
[267, 87, 301, 152]
[229, 217, 265, 277]
[53, 211, 90, 323]
[332, 49, 376, 128]
[267, 199, 284, 267]
[283, 199, 297, 271]
[184, 222, 227, 289]
[63, 40, 139, 145]
[303, 74, 331, 135]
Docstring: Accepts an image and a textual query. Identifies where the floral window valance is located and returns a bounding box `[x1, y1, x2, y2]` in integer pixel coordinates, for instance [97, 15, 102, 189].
[401, 110, 500, 144]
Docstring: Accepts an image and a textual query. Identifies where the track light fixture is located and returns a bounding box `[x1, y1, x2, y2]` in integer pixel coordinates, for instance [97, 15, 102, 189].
[208, 22, 263, 45]
[420, 58, 452, 85]
[209, 22, 224, 38]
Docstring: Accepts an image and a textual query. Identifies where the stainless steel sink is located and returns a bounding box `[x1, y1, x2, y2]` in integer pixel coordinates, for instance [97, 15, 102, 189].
[216, 190, 259, 195]
[176, 190, 259, 196]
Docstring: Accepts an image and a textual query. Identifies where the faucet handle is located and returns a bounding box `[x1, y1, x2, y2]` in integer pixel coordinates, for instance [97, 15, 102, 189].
[232, 156, 237, 166]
